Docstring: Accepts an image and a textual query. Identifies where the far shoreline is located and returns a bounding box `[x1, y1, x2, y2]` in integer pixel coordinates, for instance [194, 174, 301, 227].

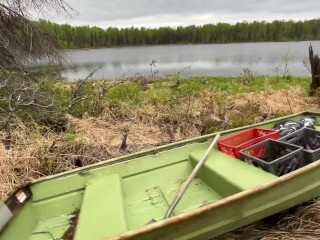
[60, 40, 320, 52]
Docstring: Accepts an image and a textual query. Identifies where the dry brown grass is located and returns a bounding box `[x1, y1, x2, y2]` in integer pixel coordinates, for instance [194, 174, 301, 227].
[67, 114, 167, 148]
[234, 87, 319, 115]
[0, 122, 43, 197]
[218, 199, 320, 240]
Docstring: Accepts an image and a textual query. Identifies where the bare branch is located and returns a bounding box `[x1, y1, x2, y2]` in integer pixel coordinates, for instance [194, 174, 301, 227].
[65, 66, 102, 111]
[0, 0, 74, 69]
[0, 71, 54, 130]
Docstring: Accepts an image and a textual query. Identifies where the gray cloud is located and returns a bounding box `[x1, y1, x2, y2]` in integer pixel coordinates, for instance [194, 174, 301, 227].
[41, 0, 320, 28]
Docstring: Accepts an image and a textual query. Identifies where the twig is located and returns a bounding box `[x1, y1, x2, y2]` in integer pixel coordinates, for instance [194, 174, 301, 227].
[66, 66, 102, 110]
[285, 92, 293, 113]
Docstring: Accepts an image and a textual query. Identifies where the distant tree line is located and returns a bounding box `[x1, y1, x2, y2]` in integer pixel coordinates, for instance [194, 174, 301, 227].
[34, 19, 320, 49]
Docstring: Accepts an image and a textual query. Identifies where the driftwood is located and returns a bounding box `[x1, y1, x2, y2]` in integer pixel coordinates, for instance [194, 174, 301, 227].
[309, 44, 320, 96]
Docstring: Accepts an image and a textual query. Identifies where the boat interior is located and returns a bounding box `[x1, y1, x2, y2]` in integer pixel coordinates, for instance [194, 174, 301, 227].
[1, 113, 320, 240]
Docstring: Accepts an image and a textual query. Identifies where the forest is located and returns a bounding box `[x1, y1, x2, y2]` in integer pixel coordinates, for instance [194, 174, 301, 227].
[34, 19, 320, 49]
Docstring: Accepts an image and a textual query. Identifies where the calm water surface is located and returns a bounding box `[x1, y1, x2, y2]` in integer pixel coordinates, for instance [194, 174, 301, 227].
[44, 41, 320, 80]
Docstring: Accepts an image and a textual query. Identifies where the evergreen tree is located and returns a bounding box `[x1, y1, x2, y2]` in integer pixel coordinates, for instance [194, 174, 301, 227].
[33, 19, 320, 49]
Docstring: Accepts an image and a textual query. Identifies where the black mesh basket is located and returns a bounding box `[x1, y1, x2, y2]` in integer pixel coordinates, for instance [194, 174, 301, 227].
[279, 127, 320, 163]
[240, 139, 304, 176]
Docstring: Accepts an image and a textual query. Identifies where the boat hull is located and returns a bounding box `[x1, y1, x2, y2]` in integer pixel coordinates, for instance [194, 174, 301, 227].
[110, 160, 320, 240]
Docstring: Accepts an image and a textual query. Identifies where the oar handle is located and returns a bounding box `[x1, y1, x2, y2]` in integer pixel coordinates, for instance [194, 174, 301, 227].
[164, 133, 221, 219]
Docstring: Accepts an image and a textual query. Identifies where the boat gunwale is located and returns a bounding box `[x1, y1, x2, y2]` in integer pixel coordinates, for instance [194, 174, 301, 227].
[109, 159, 320, 240]
[0, 111, 318, 203]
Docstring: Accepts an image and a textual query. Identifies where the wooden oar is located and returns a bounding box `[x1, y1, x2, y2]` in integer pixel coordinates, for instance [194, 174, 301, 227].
[164, 133, 221, 219]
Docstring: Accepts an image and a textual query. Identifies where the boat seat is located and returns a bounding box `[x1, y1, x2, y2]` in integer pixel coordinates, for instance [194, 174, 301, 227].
[74, 174, 127, 240]
[189, 149, 277, 197]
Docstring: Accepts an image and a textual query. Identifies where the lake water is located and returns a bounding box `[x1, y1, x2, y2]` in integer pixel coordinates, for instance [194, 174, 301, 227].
[48, 41, 320, 81]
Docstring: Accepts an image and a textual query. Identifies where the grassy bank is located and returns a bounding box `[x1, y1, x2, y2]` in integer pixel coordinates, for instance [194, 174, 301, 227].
[0, 75, 318, 195]
[0, 75, 319, 239]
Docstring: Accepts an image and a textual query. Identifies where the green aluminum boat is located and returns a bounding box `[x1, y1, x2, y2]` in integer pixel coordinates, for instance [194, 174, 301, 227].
[1, 111, 320, 240]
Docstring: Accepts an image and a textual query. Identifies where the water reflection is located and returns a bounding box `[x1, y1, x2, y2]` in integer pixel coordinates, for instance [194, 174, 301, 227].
[34, 41, 320, 81]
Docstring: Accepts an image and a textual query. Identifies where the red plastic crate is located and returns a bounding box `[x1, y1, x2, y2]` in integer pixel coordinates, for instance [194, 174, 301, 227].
[217, 128, 280, 159]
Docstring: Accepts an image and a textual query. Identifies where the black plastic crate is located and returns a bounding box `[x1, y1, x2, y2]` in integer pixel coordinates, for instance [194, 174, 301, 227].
[240, 139, 304, 176]
[279, 127, 320, 163]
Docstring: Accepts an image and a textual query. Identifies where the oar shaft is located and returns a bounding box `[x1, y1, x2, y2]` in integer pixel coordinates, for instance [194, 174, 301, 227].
[164, 133, 221, 219]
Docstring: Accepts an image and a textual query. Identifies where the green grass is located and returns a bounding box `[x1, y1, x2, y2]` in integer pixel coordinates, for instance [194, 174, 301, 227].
[0, 75, 312, 132]
[52, 75, 310, 114]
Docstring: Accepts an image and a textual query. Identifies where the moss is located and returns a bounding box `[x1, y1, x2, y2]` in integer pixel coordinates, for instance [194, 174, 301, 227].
[106, 82, 142, 104]
[64, 132, 79, 142]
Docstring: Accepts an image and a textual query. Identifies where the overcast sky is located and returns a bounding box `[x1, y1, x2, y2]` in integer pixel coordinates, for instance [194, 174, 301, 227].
[40, 0, 320, 28]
